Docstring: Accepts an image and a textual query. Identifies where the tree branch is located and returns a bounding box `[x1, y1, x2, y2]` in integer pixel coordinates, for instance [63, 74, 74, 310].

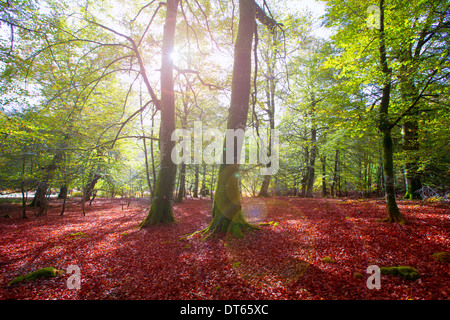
[254, 1, 283, 33]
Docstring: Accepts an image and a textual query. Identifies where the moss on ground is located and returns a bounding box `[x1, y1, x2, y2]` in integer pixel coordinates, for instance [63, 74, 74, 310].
[322, 256, 335, 263]
[380, 266, 420, 280]
[432, 251, 450, 263]
[8, 267, 65, 286]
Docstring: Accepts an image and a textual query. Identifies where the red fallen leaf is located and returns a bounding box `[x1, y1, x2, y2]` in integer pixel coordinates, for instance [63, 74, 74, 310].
[0, 197, 449, 300]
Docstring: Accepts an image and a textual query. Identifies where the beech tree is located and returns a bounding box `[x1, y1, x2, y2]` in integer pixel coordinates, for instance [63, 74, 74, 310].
[205, 0, 281, 236]
[139, 0, 179, 227]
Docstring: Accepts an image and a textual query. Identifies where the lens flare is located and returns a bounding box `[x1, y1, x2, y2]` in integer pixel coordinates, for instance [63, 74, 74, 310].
[241, 197, 268, 224]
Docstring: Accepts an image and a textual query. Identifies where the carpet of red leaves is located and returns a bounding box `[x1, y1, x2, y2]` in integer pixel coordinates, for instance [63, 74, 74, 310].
[0, 197, 449, 300]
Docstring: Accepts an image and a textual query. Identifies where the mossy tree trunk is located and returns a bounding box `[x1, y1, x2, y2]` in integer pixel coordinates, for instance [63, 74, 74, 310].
[377, 0, 405, 224]
[381, 127, 404, 223]
[206, 0, 256, 237]
[139, 0, 179, 227]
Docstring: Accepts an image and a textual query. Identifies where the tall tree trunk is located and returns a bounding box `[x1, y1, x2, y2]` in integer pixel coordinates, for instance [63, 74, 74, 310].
[300, 144, 309, 197]
[200, 164, 209, 197]
[378, 0, 404, 223]
[258, 32, 276, 198]
[376, 160, 383, 197]
[21, 151, 27, 219]
[193, 164, 199, 198]
[150, 109, 157, 190]
[321, 156, 327, 197]
[402, 111, 421, 199]
[331, 149, 338, 197]
[210, 164, 215, 200]
[175, 100, 188, 203]
[176, 163, 186, 203]
[306, 98, 317, 198]
[305, 139, 316, 197]
[139, 0, 179, 227]
[140, 91, 154, 199]
[206, 0, 256, 237]
[399, 50, 422, 199]
[367, 162, 372, 197]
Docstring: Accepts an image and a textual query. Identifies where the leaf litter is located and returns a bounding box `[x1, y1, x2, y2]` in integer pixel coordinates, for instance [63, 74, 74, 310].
[0, 197, 448, 299]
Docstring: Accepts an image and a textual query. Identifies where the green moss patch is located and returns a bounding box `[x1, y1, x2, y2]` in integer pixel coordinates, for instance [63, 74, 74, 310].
[66, 231, 88, 241]
[322, 256, 335, 263]
[432, 251, 450, 263]
[258, 221, 279, 227]
[380, 266, 420, 280]
[8, 267, 65, 286]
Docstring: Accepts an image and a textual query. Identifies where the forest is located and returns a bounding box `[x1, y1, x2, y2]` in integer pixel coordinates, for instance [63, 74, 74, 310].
[0, 0, 449, 302]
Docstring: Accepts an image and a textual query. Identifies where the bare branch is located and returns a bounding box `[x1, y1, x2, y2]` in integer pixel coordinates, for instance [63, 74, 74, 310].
[111, 100, 155, 149]
[131, 0, 159, 23]
[137, 2, 166, 48]
[254, 1, 283, 33]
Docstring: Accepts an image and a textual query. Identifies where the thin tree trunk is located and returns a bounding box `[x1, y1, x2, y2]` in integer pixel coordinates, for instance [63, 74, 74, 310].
[193, 164, 199, 198]
[210, 164, 215, 200]
[139, 0, 179, 227]
[306, 112, 316, 198]
[140, 90, 154, 199]
[60, 192, 67, 216]
[200, 164, 208, 198]
[321, 156, 327, 197]
[21, 151, 27, 219]
[399, 46, 422, 200]
[150, 110, 157, 189]
[306, 99, 317, 198]
[331, 149, 338, 197]
[300, 145, 309, 197]
[176, 163, 186, 203]
[258, 32, 276, 198]
[402, 120, 421, 199]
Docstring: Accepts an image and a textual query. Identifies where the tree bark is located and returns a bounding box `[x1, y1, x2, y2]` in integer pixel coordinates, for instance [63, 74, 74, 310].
[258, 32, 276, 198]
[206, 0, 256, 237]
[176, 163, 186, 203]
[321, 156, 327, 197]
[139, 0, 179, 227]
[140, 91, 154, 199]
[83, 174, 101, 201]
[58, 185, 68, 199]
[401, 102, 421, 199]
[378, 0, 404, 223]
[331, 149, 338, 197]
[305, 126, 316, 198]
[300, 144, 309, 197]
[193, 164, 199, 198]
[306, 95, 317, 198]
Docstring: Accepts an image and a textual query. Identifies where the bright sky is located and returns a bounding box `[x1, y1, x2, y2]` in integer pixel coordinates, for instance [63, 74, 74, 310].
[286, 0, 332, 39]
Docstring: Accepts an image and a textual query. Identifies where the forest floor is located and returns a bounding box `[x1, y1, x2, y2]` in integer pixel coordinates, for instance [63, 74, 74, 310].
[0, 196, 449, 300]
